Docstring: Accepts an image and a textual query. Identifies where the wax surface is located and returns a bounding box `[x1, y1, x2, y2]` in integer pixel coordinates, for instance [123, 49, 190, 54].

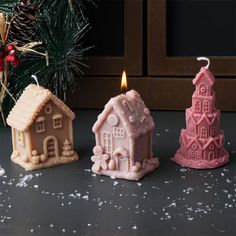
[7, 84, 78, 170]
[91, 90, 159, 180]
[173, 67, 229, 169]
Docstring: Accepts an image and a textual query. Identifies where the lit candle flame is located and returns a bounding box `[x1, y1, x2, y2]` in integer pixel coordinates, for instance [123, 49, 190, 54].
[121, 70, 128, 93]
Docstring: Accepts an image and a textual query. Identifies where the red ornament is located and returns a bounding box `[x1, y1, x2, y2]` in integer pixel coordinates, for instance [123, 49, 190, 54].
[7, 44, 15, 51]
[6, 54, 16, 62]
[0, 57, 3, 63]
[12, 59, 20, 66]
[0, 65, 4, 71]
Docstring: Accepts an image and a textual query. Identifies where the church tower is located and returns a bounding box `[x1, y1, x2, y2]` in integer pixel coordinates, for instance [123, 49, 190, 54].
[173, 58, 229, 169]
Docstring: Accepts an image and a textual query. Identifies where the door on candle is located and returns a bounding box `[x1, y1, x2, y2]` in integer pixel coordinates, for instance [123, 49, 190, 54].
[208, 151, 214, 161]
[118, 155, 128, 172]
[43, 136, 59, 158]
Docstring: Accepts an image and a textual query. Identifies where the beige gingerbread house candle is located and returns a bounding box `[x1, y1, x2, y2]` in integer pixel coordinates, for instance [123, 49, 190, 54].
[7, 83, 78, 170]
[91, 71, 159, 180]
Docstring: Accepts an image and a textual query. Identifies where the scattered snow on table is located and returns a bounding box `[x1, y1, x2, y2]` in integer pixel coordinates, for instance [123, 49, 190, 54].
[0, 166, 5, 177]
[16, 174, 34, 187]
[0, 140, 235, 235]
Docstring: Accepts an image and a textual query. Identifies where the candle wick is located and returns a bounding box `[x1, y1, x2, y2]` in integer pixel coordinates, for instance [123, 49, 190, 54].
[197, 57, 210, 69]
[31, 75, 39, 88]
[121, 87, 128, 94]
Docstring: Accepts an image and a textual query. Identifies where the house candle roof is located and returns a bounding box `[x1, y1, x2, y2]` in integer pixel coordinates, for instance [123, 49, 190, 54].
[93, 90, 155, 139]
[7, 84, 75, 131]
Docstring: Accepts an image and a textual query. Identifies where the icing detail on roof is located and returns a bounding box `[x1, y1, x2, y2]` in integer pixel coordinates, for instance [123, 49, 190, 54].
[92, 90, 155, 138]
[7, 84, 75, 131]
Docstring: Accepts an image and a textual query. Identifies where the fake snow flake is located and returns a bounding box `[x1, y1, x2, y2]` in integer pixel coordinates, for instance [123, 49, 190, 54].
[183, 187, 194, 194]
[152, 185, 159, 190]
[132, 225, 137, 230]
[0, 166, 5, 177]
[137, 182, 142, 187]
[179, 168, 187, 172]
[82, 195, 89, 200]
[34, 185, 39, 189]
[113, 181, 119, 186]
[16, 174, 33, 187]
[169, 202, 176, 207]
[35, 173, 42, 177]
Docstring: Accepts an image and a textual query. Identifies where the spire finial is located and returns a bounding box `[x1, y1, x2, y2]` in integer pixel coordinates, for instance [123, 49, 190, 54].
[197, 57, 210, 69]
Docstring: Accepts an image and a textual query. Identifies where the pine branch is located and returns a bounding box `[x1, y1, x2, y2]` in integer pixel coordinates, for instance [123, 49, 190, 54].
[0, 0, 18, 15]
[1, 0, 93, 124]
[8, 12, 91, 102]
[39, 0, 97, 24]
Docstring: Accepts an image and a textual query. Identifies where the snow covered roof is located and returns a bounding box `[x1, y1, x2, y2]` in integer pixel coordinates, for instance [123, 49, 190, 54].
[7, 84, 75, 131]
[193, 67, 215, 86]
[93, 90, 155, 138]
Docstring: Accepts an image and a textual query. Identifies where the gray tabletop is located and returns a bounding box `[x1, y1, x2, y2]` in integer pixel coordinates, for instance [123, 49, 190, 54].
[0, 110, 235, 236]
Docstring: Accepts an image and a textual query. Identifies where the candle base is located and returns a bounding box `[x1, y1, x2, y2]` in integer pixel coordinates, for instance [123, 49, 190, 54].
[92, 157, 159, 181]
[11, 151, 79, 171]
[172, 151, 229, 169]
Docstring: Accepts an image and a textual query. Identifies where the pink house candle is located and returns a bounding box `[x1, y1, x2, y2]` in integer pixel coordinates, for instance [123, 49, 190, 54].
[173, 57, 229, 169]
[91, 71, 159, 180]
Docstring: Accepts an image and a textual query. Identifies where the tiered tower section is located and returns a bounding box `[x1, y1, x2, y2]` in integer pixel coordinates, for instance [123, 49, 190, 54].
[173, 66, 229, 169]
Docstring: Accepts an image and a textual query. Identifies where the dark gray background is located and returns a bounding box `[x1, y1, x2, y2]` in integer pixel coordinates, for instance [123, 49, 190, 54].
[0, 110, 235, 236]
[85, 0, 236, 57]
[166, 0, 236, 56]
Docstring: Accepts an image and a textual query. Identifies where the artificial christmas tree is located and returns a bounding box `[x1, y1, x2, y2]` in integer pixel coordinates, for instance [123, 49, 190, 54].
[0, 0, 93, 125]
[173, 58, 229, 169]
